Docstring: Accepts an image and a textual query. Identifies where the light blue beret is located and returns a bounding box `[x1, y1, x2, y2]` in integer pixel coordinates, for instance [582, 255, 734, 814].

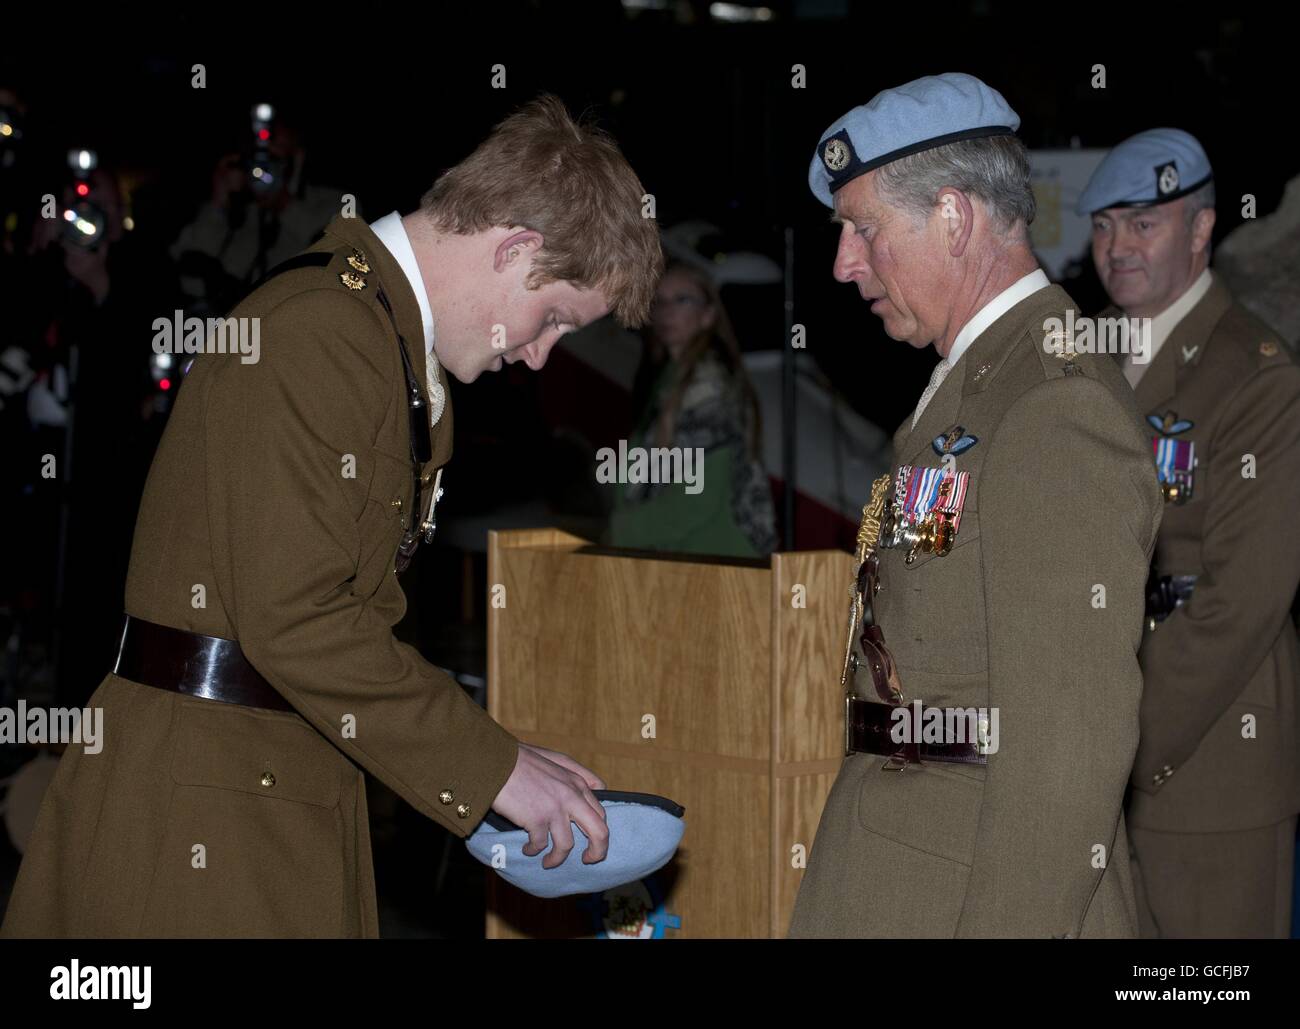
[1076, 128, 1213, 215]
[465, 791, 685, 899]
[808, 72, 1021, 208]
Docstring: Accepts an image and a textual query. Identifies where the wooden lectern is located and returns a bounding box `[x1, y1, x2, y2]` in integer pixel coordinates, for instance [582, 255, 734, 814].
[485, 529, 853, 938]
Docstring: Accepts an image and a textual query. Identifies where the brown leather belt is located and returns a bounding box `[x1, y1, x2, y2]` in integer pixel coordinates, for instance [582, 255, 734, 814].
[847, 697, 988, 765]
[113, 616, 294, 713]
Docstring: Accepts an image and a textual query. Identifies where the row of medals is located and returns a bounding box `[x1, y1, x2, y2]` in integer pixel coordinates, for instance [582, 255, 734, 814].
[840, 471, 956, 688]
[878, 475, 957, 564]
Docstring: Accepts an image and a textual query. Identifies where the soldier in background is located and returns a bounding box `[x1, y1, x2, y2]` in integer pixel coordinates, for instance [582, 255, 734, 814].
[1080, 128, 1300, 938]
[171, 107, 343, 319]
[3, 96, 663, 937]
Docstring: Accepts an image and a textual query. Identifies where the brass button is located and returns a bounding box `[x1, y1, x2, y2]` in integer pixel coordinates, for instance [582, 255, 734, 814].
[391, 497, 403, 511]
[420, 471, 433, 487]
[438, 789, 454, 805]
[261, 771, 276, 788]
[456, 803, 471, 819]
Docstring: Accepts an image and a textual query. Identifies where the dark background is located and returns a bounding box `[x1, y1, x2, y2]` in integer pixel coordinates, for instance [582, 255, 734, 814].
[1, 0, 1294, 936]
[5, 1, 1291, 430]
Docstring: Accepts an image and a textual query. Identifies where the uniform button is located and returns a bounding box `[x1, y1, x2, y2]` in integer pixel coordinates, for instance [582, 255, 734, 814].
[391, 497, 403, 511]
[261, 771, 276, 788]
[456, 803, 471, 819]
[439, 789, 454, 805]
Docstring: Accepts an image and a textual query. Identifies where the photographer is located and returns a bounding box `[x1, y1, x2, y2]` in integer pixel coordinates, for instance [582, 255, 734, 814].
[18, 155, 175, 708]
[171, 107, 344, 318]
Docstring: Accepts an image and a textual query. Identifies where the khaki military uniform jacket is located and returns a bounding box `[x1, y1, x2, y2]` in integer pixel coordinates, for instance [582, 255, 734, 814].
[790, 284, 1161, 938]
[2, 215, 520, 937]
[1119, 273, 1300, 832]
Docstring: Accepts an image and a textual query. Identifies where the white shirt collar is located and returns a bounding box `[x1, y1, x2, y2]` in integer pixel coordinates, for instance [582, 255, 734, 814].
[945, 268, 1051, 368]
[369, 211, 446, 427]
[1127, 267, 1213, 384]
[369, 211, 435, 358]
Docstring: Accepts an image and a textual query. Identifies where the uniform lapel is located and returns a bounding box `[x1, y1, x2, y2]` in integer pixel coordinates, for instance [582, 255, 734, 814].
[323, 216, 430, 395]
[1132, 327, 1178, 415]
[1134, 272, 1231, 417]
[898, 356, 966, 467]
[321, 215, 454, 467]
[1097, 306, 1126, 369]
[894, 285, 1065, 468]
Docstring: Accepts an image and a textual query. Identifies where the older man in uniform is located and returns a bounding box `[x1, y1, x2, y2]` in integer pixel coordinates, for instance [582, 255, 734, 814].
[1079, 129, 1300, 938]
[2, 96, 663, 937]
[788, 73, 1161, 938]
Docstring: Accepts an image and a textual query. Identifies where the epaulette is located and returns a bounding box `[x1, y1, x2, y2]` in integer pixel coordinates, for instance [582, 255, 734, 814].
[1033, 321, 1091, 380]
[1253, 336, 1294, 370]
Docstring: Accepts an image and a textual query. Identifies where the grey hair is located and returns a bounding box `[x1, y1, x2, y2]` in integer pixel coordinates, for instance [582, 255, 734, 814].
[873, 135, 1036, 238]
[1182, 178, 1215, 229]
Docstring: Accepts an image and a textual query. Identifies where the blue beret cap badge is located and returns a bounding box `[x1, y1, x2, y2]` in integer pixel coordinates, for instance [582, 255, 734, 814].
[1157, 162, 1179, 197]
[823, 135, 852, 173]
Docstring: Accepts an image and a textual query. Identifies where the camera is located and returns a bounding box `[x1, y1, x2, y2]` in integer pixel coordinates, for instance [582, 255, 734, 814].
[248, 102, 288, 198]
[61, 148, 106, 249]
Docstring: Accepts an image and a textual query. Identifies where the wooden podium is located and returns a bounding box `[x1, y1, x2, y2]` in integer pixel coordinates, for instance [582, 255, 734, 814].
[484, 529, 852, 938]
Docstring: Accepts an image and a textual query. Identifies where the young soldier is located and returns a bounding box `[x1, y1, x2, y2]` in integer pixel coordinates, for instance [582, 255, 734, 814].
[3, 96, 663, 937]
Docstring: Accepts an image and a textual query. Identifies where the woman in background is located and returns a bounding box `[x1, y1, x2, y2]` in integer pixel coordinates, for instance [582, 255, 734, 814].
[608, 261, 776, 557]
